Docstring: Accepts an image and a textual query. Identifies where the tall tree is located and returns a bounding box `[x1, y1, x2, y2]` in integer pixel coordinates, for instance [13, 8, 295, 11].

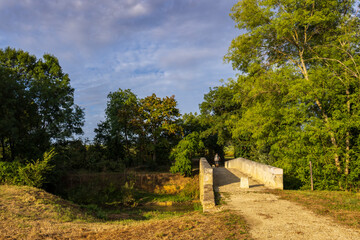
[106, 89, 139, 162]
[0, 47, 84, 161]
[200, 80, 241, 158]
[139, 94, 181, 165]
[94, 89, 139, 165]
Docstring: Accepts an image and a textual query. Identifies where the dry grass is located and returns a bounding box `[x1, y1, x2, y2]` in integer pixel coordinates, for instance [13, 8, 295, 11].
[270, 189, 360, 229]
[81, 211, 251, 240]
[0, 185, 252, 240]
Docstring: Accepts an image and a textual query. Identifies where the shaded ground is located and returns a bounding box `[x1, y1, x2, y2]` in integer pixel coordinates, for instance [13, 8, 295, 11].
[214, 167, 360, 240]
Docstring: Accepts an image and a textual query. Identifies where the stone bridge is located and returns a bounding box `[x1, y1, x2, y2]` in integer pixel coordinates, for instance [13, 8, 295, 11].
[199, 157, 283, 212]
[198, 158, 360, 239]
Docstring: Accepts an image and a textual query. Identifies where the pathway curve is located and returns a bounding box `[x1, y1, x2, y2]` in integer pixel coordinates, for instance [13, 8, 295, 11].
[213, 167, 360, 240]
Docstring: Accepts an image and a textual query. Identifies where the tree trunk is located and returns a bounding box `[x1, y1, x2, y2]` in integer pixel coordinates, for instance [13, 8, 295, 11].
[345, 88, 351, 175]
[9, 140, 15, 161]
[152, 136, 157, 165]
[1, 137, 6, 161]
[124, 126, 130, 159]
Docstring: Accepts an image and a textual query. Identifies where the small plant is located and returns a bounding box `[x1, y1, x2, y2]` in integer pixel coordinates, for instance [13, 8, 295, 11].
[179, 181, 199, 200]
[193, 203, 203, 211]
[17, 149, 56, 188]
[120, 181, 136, 206]
[82, 204, 108, 220]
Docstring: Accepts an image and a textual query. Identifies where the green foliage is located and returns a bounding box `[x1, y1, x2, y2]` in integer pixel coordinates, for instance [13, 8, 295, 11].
[95, 89, 139, 165]
[178, 181, 200, 200]
[0, 47, 84, 161]
[52, 140, 125, 173]
[170, 132, 204, 176]
[0, 149, 56, 187]
[139, 94, 182, 165]
[17, 149, 56, 188]
[0, 160, 21, 185]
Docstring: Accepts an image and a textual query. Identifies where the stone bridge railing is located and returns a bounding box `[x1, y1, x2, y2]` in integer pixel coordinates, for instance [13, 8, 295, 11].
[199, 157, 215, 212]
[225, 158, 283, 189]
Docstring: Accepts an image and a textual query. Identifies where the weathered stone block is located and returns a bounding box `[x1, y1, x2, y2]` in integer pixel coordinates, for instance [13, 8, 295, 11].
[240, 177, 249, 188]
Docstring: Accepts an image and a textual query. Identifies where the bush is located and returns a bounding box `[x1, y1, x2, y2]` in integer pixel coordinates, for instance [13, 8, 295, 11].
[170, 132, 204, 176]
[0, 160, 21, 184]
[0, 149, 56, 188]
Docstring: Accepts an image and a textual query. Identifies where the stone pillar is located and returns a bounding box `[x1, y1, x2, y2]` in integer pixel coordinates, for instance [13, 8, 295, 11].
[240, 177, 249, 189]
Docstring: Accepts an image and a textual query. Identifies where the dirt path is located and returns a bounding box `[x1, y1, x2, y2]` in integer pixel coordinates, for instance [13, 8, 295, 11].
[214, 167, 360, 240]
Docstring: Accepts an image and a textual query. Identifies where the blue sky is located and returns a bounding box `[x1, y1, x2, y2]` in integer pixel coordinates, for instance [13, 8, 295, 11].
[0, 0, 239, 139]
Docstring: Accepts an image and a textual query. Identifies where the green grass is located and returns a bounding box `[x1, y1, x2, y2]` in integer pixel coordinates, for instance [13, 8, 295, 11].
[135, 191, 193, 204]
[215, 191, 229, 205]
[223, 212, 250, 240]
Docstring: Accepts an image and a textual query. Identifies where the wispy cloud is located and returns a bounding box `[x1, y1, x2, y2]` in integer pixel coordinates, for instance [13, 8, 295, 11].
[0, 0, 239, 139]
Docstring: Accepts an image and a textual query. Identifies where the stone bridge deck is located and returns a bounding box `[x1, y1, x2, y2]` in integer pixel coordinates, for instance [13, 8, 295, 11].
[213, 167, 267, 193]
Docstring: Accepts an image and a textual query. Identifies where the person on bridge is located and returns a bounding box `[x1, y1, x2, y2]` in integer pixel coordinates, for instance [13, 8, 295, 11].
[214, 153, 220, 167]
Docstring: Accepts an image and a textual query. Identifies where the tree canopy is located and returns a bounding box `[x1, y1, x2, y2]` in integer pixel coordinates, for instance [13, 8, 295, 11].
[95, 90, 182, 167]
[203, 0, 360, 190]
[0, 47, 84, 161]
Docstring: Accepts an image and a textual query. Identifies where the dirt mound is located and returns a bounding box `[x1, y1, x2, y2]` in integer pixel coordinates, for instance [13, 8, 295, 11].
[0, 185, 95, 239]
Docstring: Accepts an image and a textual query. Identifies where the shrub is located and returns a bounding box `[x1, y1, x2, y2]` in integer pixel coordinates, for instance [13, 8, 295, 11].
[170, 132, 204, 176]
[0, 148, 56, 188]
[0, 160, 21, 184]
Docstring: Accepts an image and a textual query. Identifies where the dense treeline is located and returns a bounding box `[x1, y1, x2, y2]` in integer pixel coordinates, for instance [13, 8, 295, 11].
[198, 0, 360, 190]
[94, 90, 182, 168]
[91, 89, 224, 173]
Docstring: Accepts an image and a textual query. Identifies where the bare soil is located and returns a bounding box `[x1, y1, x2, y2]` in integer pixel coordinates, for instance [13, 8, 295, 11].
[214, 167, 360, 240]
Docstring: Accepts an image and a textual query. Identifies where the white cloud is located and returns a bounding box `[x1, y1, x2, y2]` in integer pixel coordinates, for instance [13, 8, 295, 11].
[129, 3, 148, 17]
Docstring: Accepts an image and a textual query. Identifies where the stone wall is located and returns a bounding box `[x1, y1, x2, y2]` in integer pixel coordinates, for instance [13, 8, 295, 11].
[199, 157, 215, 212]
[225, 158, 283, 189]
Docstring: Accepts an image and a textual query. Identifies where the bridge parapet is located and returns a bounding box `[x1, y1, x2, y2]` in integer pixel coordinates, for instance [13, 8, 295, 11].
[199, 157, 215, 212]
[225, 158, 283, 189]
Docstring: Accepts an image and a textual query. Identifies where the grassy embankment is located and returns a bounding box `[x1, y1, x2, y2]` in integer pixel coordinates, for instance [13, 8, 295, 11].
[0, 173, 252, 240]
[271, 189, 360, 229]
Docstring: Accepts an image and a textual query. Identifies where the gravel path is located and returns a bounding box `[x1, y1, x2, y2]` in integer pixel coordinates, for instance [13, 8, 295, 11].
[213, 167, 360, 240]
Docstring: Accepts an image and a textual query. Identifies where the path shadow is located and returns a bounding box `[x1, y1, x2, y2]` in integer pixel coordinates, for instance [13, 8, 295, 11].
[213, 167, 240, 187]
